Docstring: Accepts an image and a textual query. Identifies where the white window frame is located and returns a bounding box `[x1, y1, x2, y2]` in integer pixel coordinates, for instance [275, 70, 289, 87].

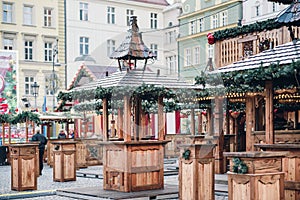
[194, 47, 200, 65]
[44, 8, 53, 27]
[198, 18, 204, 32]
[212, 14, 218, 29]
[79, 2, 88, 21]
[107, 6, 115, 24]
[185, 48, 191, 67]
[220, 11, 228, 27]
[107, 39, 115, 56]
[3, 2, 13, 23]
[126, 9, 134, 26]
[150, 44, 158, 59]
[44, 42, 53, 62]
[150, 13, 157, 29]
[3, 38, 13, 50]
[25, 76, 35, 95]
[23, 5, 33, 25]
[80, 37, 89, 55]
[190, 20, 196, 35]
[24, 40, 33, 60]
[208, 44, 214, 59]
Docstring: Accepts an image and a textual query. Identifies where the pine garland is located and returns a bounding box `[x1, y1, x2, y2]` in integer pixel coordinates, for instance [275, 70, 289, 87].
[214, 18, 283, 41]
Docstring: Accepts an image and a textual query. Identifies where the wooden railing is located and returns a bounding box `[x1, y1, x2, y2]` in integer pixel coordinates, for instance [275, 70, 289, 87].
[215, 26, 300, 68]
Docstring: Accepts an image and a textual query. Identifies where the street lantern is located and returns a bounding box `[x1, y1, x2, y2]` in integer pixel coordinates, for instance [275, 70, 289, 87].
[31, 81, 39, 110]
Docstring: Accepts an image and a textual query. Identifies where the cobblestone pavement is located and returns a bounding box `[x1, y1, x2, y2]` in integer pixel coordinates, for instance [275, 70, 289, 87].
[0, 160, 228, 199]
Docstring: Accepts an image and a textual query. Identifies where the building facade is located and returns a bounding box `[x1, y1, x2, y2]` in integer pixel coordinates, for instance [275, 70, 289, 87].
[66, 0, 169, 86]
[177, 0, 243, 83]
[163, 0, 182, 75]
[0, 0, 65, 112]
[242, 0, 288, 25]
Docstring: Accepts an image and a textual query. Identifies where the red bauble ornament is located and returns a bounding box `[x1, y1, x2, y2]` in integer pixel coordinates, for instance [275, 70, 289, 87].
[207, 33, 215, 45]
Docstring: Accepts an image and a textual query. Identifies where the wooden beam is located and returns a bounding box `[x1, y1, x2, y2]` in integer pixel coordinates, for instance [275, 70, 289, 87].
[214, 97, 224, 174]
[118, 109, 124, 139]
[102, 98, 108, 141]
[124, 96, 131, 142]
[265, 81, 274, 144]
[158, 96, 165, 141]
[245, 95, 255, 151]
[190, 108, 195, 135]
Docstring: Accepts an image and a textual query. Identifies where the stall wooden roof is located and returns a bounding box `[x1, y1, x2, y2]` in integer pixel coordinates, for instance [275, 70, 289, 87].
[211, 40, 300, 73]
[72, 69, 197, 91]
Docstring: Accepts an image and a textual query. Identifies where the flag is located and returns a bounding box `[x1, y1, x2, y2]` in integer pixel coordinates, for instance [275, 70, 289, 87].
[42, 96, 47, 112]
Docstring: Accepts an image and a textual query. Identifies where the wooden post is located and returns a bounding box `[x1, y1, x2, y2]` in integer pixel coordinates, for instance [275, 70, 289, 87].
[158, 96, 165, 141]
[1, 123, 4, 145]
[207, 108, 212, 135]
[124, 96, 131, 142]
[118, 108, 124, 139]
[25, 118, 29, 142]
[134, 97, 141, 141]
[197, 112, 202, 134]
[8, 124, 11, 144]
[102, 98, 108, 141]
[190, 108, 195, 135]
[265, 81, 274, 144]
[214, 97, 224, 174]
[245, 95, 255, 151]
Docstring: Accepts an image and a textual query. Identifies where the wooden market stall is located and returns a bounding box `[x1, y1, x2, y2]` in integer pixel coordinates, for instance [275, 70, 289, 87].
[68, 16, 199, 192]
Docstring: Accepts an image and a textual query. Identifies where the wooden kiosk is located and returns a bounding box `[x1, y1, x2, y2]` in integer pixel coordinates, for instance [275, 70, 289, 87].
[71, 16, 194, 192]
[10, 143, 39, 191]
[52, 140, 77, 182]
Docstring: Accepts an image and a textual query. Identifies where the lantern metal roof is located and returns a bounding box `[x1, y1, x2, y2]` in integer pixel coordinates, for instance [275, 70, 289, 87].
[110, 16, 156, 71]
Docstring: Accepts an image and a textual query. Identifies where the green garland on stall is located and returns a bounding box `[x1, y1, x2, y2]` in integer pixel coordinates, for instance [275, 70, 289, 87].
[182, 149, 191, 160]
[0, 111, 41, 124]
[195, 60, 300, 93]
[213, 18, 283, 41]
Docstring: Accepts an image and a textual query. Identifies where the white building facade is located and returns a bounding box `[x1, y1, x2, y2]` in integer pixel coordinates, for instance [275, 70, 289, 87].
[66, 0, 169, 86]
[242, 0, 288, 25]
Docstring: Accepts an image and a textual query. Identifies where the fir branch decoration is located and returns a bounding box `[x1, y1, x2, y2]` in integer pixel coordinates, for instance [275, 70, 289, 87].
[182, 149, 191, 160]
[214, 18, 282, 41]
[232, 158, 248, 174]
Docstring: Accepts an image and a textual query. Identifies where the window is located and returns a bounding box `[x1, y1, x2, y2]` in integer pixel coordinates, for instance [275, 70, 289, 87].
[25, 40, 33, 60]
[150, 44, 158, 59]
[3, 3, 13, 23]
[126, 9, 134, 26]
[80, 37, 89, 55]
[166, 55, 176, 74]
[25, 76, 35, 95]
[79, 2, 88, 21]
[190, 20, 196, 35]
[255, 5, 260, 16]
[3, 38, 13, 50]
[198, 18, 204, 32]
[194, 47, 200, 65]
[185, 48, 191, 67]
[150, 13, 157, 29]
[272, 3, 277, 12]
[23, 5, 33, 25]
[221, 11, 228, 26]
[212, 14, 218, 29]
[166, 30, 176, 44]
[107, 39, 115, 56]
[107, 6, 115, 24]
[208, 44, 214, 59]
[44, 42, 53, 62]
[44, 8, 52, 27]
